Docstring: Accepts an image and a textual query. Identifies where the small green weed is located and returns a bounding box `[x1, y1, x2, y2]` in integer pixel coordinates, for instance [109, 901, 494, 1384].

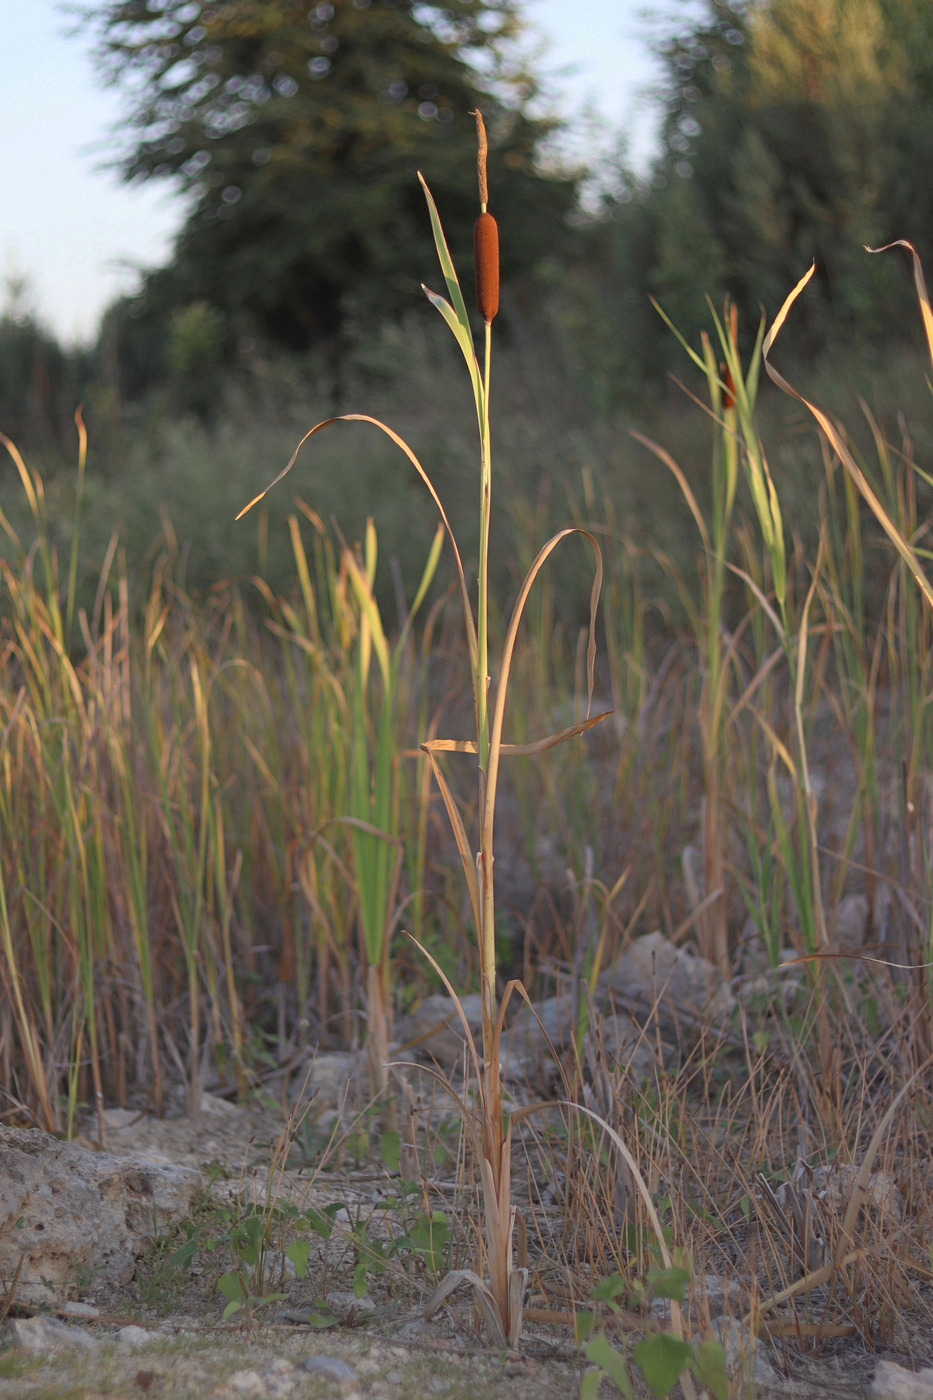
[579, 1265, 728, 1400]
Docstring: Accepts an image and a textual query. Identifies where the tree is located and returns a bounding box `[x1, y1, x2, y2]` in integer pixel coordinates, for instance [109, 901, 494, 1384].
[571, 0, 930, 389]
[593, 0, 933, 370]
[0, 273, 91, 445]
[81, 0, 577, 351]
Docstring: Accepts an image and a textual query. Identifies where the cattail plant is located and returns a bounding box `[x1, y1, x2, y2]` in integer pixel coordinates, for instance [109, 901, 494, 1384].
[239, 110, 607, 1346]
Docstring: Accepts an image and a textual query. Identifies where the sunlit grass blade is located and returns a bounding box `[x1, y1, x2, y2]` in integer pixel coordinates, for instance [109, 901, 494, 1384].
[763, 263, 933, 616]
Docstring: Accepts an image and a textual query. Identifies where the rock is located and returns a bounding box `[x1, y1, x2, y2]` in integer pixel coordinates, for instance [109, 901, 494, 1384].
[296, 1051, 368, 1111]
[211, 1361, 303, 1400]
[396, 994, 484, 1067]
[116, 1325, 153, 1350]
[213, 1370, 268, 1400]
[692, 1273, 728, 1318]
[740, 933, 799, 978]
[594, 1014, 669, 1081]
[166, 1087, 241, 1118]
[303, 1355, 359, 1391]
[504, 995, 577, 1062]
[872, 1360, 933, 1399]
[600, 932, 735, 1032]
[812, 1162, 903, 1223]
[716, 1317, 778, 1392]
[3, 1313, 100, 1353]
[0, 1126, 202, 1305]
[60, 1300, 100, 1318]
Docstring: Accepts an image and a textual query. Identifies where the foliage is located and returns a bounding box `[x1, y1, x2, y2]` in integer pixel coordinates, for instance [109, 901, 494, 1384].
[573, 0, 933, 396]
[79, 0, 578, 352]
[0, 309, 91, 447]
[676, 0, 933, 324]
[581, 1262, 717, 1397]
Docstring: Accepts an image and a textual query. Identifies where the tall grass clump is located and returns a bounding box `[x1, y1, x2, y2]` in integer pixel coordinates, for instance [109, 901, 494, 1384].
[238, 112, 607, 1345]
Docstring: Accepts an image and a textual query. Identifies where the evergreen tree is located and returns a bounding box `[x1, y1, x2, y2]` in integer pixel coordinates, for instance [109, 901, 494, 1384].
[608, 0, 933, 359]
[81, 0, 576, 350]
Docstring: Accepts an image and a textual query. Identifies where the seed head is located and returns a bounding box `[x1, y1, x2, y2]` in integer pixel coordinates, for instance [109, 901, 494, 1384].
[471, 109, 498, 324]
[474, 212, 499, 324]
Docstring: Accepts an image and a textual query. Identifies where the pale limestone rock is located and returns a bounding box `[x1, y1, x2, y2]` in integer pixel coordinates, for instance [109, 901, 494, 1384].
[600, 931, 736, 1030]
[504, 994, 576, 1062]
[872, 1360, 933, 1399]
[716, 1317, 778, 1392]
[396, 993, 484, 1067]
[0, 1126, 201, 1305]
[3, 1313, 100, 1353]
[116, 1325, 153, 1350]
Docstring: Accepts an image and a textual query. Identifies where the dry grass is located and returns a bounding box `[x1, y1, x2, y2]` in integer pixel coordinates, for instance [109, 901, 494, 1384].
[4, 226, 933, 1395]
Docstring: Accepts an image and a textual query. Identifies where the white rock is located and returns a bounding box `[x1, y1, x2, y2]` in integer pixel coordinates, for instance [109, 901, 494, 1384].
[813, 1162, 903, 1223]
[505, 995, 576, 1062]
[214, 1369, 269, 1399]
[303, 1355, 359, 1390]
[60, 1300, 100, 1318]
[716, 1318, 778, 1390]
[116, 1324, 153, 1350]
[3, 1314, 100, 1353]
[595, 1014, 667, 1080]
[0, 1126, 202, 1305]
[166, 1087, 241, 1118]
[299, 1051, 368, 1110]
[397, 994, 483, 1067]
[872, 1360, 933, 1399]
[265, 1358, 300, 1399]
[601, 932, 735, 1030]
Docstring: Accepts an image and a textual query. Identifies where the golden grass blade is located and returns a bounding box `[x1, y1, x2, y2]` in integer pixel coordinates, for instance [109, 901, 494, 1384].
[384, 1059, 482, 1161]
[763, 265, 933, 616]
[402, 932, 485, 1094]
[421, 749, 481, 939]
[834, 1055, 933, 1265]
[866, 240, 933, 366]
[344, 550, 391, 689]
[424, 1268, 507, 1346]
[0, 433, 40, 526]
[423, 710, 612, 758]
[508, 1265, 528, 1348]
[561, 1103, 675, 1270]
[756, 714, 797, 778]
[235, 413, 478, 671]
[562, 1102, 698, 1400]
[332, 815, 402, 845]
[747, 1252, 859, 1325]
[483, 528, 603, 847]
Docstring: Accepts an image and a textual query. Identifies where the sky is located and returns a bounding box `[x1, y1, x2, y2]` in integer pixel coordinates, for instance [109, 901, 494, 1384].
[2, 0, 673, 345]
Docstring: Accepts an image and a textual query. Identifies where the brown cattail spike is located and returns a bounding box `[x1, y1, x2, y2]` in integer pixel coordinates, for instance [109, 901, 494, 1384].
[474, 211, 499, 324]
[472, 109, 489, 209]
